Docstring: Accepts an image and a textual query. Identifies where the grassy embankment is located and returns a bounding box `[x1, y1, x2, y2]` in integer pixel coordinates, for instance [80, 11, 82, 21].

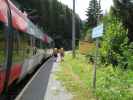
[56, 53, 133, 100]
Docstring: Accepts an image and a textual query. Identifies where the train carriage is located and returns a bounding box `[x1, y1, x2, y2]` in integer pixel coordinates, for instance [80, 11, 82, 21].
[0, 0, 53, 94]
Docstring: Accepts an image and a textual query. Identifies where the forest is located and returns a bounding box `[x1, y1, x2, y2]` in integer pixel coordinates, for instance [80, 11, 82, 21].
[14, 0, 81, 50]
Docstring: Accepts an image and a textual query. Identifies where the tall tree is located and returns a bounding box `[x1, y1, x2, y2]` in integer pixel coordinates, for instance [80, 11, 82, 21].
[86, 0, 101, 28]
[112, 0, 133, 42]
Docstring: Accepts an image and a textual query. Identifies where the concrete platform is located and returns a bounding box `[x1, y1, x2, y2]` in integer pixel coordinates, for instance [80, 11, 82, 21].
[44, 55, 73, 100]
[15, 55, 72, 100]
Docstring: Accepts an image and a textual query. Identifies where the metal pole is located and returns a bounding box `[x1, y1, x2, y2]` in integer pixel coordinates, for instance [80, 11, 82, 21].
[92, 0, 101, 89]
[92, 38, 99, 89]
[72, 0, 76, 58]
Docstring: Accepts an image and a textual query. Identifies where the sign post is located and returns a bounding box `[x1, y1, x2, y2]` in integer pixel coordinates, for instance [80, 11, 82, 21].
[92, 24, 103, 89]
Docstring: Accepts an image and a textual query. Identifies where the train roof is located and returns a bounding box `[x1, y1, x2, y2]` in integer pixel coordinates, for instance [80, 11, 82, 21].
[0, 0, 53, 44]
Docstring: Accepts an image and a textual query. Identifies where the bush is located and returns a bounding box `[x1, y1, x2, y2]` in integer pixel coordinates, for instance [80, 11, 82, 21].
[99, 13, 133, 69]
[118, 40, 133, 69]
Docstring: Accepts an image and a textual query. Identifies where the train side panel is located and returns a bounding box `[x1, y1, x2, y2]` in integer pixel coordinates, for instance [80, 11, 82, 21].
[18, 51, 45, 81]
[0, 70, 5, 94]
[9, 64, 22, 85]
[0, 64, 21, 94]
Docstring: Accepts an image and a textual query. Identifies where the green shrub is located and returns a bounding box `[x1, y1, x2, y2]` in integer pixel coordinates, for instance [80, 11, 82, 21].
[86, 12, 133, 70]
[99, 13, 133, 69]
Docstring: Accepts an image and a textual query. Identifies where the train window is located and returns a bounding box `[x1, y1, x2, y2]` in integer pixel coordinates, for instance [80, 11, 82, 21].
[12, 31, 47, 62]
[31, 37, 36, 55]
[22, 33, 32, 58]
[12, 30, 23, 64]
[12, 31, 32, 64]
[0, 23, 6, 67]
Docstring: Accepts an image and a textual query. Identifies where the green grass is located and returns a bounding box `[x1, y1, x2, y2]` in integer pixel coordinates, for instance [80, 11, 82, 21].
[56, 53, 133, 100]
[56, 53, 95, 100]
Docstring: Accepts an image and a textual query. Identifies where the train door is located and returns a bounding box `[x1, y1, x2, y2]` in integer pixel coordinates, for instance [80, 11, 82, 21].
[9, 30, 24, 86]
[0, 22, 6, 94]
[0, 23, 6, 69]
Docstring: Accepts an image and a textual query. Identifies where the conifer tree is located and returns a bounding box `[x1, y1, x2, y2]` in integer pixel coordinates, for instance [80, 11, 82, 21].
[86, 0, 101, 28]
[112, 0, 133, 41]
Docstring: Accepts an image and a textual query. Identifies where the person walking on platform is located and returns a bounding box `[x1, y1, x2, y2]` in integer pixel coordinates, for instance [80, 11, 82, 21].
[60, 48, 64, 61]
[53, 48, 58, 61]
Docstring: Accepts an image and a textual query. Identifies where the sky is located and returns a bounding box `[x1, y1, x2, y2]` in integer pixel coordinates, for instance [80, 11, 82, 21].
[58, 0, 113, 20]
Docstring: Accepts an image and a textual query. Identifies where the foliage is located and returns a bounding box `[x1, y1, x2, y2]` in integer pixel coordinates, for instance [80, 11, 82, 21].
[111, 0, 133, 68]
[82, 0, 102, 42]
[81, 28, 93, 41]
[118, 41, 133, 69]
[85, 12, 133, 69]
[100, 13, 127, 65]
[112, 0, 133, 41]
[56, 53, 133, 100]
[86, 0, 101, 28]
[96, 66, 133, 100]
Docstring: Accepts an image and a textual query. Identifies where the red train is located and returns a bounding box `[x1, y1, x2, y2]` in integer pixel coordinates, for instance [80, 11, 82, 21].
[0, 0, 53, 94]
